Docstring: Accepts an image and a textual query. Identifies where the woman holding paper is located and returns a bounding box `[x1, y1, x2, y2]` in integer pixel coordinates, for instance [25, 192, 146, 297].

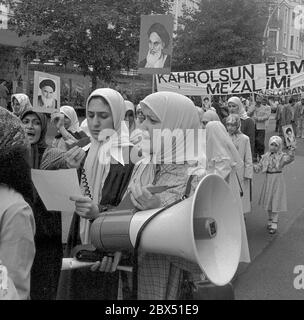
[57, 88, 135, 300]
[20, 109, 85, 300]
[0, 107, 35, 300]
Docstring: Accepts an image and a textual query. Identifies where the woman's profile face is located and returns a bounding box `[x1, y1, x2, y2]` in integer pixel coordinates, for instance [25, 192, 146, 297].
[87, 97, 114, 141]
[22, 113, 42, 145]
[228, 102, 239, 114]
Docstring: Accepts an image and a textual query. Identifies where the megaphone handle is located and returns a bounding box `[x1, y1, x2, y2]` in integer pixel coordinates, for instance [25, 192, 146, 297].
[131, 197, 184, 300]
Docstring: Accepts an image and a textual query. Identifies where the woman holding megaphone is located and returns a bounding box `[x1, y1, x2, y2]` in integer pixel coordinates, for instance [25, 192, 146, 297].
[125, 92, 204, 300]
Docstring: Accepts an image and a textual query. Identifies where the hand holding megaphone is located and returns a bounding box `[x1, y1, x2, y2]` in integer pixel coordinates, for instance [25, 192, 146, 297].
[129, 184, 162, 211]
[90, 252, 122, 273]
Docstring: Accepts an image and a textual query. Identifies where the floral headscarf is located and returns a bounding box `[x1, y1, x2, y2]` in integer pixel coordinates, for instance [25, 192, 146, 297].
[11, 94, 32, 117]
[0, 107, 28, 149]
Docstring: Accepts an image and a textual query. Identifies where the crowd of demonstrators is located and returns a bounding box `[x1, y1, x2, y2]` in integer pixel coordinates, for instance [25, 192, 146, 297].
[0, 84, 299, 301]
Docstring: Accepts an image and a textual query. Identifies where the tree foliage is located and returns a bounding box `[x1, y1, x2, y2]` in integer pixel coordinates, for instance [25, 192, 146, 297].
[8, 0, 171, 88]
[173, 0, 272, 72]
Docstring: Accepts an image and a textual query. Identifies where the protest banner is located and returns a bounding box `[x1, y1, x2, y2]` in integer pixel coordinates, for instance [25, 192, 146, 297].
[156, 60, 304, 96]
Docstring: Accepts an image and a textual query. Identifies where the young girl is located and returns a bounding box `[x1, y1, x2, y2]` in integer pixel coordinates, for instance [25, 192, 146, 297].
[254, 136, 296, 234]
[226, 114, 253, 214]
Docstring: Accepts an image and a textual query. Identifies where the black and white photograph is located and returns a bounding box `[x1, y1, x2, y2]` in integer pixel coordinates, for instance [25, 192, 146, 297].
[33, 71, 60, 113]
[138, 14, 174, 74]
[1, 0, 304, 304]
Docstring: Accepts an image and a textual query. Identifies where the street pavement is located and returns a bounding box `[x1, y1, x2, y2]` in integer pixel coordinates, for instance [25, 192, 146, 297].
[234, 115, 304, 300]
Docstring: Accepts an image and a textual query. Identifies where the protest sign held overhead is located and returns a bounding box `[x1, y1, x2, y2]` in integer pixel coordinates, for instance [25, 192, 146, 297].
[33, 71, 60, 114]
[138, 14, 174, 75]
[156, 59, 304, 96]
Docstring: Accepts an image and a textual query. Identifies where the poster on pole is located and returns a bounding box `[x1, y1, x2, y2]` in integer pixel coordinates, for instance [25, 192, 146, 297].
[33, 71, 60, 114]
[138, 14, 174, 75]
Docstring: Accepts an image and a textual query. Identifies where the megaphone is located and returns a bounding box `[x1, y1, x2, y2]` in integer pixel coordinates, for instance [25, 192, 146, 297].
[90, 174, 241, 286]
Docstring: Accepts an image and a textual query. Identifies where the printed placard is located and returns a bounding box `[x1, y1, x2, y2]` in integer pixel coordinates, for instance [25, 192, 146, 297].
[33, 71, 60, 114]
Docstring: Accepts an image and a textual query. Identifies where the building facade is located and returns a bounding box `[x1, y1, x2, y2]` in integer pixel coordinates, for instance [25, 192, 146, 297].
[265, 0, 304, 62]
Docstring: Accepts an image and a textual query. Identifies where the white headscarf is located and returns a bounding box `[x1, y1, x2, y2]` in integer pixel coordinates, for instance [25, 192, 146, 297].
[84, 88, 132, 203]
[228, 96, 249, 120]
[202, 110, 220, 122]
[124, 100, 134, 113]
[206, 121, 243, 172]
[81, 88, 132, 243]
[79, 118, 91, 137]
[128, 92, 203, 189]
[60, 105, 80, 133]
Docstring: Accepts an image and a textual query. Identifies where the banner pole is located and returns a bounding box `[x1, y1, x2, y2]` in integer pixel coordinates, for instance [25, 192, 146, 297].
[152, 74, 155, 93]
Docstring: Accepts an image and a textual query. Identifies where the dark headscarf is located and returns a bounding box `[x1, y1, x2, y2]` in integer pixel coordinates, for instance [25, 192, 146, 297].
[21, 109, 48, 169]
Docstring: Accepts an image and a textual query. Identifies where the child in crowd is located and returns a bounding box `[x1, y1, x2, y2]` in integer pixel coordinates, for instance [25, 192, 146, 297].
[254, 136, 296, 234]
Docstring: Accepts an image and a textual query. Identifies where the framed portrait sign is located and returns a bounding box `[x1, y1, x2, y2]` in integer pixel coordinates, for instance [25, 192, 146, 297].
[138, 14, 174, 75]
[33, 71, 60, 114]
[282, 124, 296, 147]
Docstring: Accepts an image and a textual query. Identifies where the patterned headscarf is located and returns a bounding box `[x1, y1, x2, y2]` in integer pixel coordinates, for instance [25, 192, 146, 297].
[11, 94, 32, 117]
[228, 96, 249, 120]
[0, 107, 28, 149]
[269, 135, 283, 151]
[259, 136, 283, 172]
